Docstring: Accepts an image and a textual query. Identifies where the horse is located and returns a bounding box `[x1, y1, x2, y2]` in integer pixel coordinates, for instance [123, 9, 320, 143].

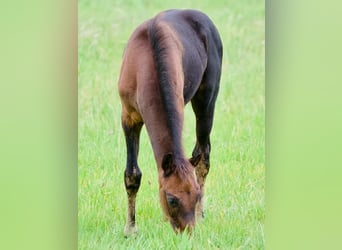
[118, 9, 222, 236]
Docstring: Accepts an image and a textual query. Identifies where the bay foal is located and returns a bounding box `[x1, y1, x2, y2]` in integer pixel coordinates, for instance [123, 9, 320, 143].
[118, 9, 222, 236]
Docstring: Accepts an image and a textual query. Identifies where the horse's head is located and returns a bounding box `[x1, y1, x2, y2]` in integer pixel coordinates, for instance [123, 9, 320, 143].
[158, 153, 201, 234]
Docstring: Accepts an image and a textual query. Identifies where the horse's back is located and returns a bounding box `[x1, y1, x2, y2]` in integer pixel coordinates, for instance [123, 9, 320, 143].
[119, 9, 222, 114]
[154, 9, 223, 102]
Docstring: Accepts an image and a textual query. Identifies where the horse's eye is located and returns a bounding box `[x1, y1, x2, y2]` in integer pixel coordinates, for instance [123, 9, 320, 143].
[166, 193, 179, 208]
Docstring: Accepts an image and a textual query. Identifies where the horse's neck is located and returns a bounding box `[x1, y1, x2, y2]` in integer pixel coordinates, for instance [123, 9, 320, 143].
[142, 103, 185, 166]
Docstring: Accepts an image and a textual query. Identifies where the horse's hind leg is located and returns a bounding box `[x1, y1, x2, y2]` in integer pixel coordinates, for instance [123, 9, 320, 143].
[121, 111, 143, 237]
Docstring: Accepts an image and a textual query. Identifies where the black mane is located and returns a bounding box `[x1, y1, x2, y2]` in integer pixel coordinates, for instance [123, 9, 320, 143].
[148, 18, 184, 160]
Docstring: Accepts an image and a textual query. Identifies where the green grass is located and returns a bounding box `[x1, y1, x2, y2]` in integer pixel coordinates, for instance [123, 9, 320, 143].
[79, 0, 264, 249]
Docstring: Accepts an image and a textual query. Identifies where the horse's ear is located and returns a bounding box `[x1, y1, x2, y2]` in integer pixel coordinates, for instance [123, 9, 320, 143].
[189, 154, 201, 167]
[162, 153, 175, 177]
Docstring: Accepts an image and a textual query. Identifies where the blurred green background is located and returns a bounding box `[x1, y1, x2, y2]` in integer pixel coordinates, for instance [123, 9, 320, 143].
[1, 0, 342, 249]
[78, 0, 264, 249]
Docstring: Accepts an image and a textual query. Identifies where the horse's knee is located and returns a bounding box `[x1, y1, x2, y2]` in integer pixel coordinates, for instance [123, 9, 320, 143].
[124, 167, 142, 196]
[196, 161, 209, 179]
[192, 142, 210, 164]
[192, 142, 211, 189]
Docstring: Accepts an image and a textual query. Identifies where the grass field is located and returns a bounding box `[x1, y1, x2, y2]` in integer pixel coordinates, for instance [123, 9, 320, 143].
[79, 0, 264, 249]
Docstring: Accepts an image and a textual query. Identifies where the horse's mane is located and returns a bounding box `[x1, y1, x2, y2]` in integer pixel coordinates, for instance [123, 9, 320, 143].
[148, 17, 185, 162]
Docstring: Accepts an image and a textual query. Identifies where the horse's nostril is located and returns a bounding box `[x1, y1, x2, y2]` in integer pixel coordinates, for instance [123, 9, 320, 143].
[171, 221, 181, 233]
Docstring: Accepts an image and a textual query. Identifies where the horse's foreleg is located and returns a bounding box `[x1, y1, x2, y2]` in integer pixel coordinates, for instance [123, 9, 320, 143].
[122, 116, 143, 237]
[191, 116, 212, 220]
[191, 75, 220, 220]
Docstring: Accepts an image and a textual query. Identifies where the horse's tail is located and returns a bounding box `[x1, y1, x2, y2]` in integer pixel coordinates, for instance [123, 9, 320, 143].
[148, 18, 184, 159]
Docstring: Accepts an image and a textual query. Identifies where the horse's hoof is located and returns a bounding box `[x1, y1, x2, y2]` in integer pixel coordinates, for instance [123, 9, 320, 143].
[196, 209, 205, 221]
[124, 224, 138, 238]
